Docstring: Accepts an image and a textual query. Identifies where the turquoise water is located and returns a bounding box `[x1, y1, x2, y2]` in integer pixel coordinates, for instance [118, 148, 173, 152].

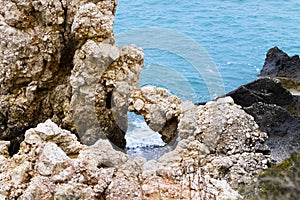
[114, 0, 300, 153]
[114, 0, 300, 102]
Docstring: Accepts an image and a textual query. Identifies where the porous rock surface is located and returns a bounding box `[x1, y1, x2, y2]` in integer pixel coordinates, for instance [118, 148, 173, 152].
[0, 0, 276, 198]
[128, 86, 181, 143]
[0, 97, 272, 199]
[227, 48, 300, 162]
[0, 0, 143, 153]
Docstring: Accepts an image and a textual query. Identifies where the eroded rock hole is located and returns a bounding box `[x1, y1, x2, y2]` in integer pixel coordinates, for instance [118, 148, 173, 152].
[125, 112, 178, 160]
[106, 91, 113, 109]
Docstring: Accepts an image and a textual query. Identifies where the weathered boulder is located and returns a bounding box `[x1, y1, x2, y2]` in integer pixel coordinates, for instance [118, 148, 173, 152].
[0, 97, 272, 199]
[260, 46, 300, 94]
[0, 0, 143, 153]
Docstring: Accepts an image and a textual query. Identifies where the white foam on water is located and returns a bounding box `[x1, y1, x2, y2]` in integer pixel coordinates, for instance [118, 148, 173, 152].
[125, 112, 179, 160]
[125, 112, 166, 149]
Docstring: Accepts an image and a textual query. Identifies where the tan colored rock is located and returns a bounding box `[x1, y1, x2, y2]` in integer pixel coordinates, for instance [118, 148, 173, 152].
[0, 99, 272, 200]
[70, 38, 143, 147]
[0, 141, 10, 158]
[71, 2, 114, 41]
[0, 0, 143, 154]
[0, 0, 68, 154]
[128, 86, 181, 143]
[0, 0, 274, 199]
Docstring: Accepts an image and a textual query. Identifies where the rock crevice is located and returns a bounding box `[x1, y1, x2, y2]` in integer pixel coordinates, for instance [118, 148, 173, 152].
[0, 0, 143, 153]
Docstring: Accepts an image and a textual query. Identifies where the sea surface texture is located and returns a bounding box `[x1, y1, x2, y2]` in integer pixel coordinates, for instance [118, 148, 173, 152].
[114, 0, 300, 154]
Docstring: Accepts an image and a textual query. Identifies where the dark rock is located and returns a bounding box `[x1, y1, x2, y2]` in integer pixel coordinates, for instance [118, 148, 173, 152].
[227, 78, 294, 108]
[226, 77, 300, 162]
[260, 46, 300, 92]
[245, 103, 300, 162]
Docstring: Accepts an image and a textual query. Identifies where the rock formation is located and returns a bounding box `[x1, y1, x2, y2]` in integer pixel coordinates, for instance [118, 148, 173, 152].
[128, 86, 181, 143]
[227, 48, 300, 163]
[260, 46, 300, 94]
[242, 151, 300, 200]
[0, 0, 143, 154]
[0, 0, 295, 198]
[0, 96, 272, 199]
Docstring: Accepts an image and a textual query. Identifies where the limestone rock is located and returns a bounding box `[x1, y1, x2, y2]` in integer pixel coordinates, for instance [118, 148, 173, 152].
[0, 0, 69, 154]
[162, 97, 272, 190]
[0, 141, 10, 158]
[0, 0, 279, 199]
[0, 99, 272, 199]
[71, 3, 114, 41]
[128, 86, 181, 143]
[0, 0, 143, 154]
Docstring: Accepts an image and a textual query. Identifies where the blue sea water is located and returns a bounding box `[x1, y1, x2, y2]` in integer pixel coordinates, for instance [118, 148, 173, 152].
[113, 0, 300, 153]
[115, 0, 300, 101]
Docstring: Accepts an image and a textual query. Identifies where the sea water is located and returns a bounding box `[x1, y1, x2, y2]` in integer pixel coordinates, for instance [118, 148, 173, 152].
[113, 0, 300, 156]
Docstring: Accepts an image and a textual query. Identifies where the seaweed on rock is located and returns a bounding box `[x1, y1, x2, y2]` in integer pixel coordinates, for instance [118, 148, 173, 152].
[241, 151, 300, 200]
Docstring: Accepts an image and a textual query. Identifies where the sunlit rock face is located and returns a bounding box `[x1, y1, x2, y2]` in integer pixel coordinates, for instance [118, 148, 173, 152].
[128, 86, 181, 144]
[0, 0, 143, 153]
[0, 97, 273, 199]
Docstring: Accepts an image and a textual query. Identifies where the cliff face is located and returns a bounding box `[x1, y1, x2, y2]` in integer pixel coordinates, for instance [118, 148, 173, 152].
[0, 0, 143, 154]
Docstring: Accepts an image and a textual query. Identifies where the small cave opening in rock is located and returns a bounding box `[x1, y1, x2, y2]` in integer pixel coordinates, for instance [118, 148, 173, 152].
[125, 112, 178, 160]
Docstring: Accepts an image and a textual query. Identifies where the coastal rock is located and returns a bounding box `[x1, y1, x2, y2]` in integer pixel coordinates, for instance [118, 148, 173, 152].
[0, 141, 10, 158]
[0, 0, 143, 154]
[0, 0, 282, 198]
[128, 86, 181, 143]
[245, 103, 300, 162]
[227, 78, 294, 109]
[0, 97, 272, 199]
[174, 97, 272, 188]
[70, 38, 143, 147]
[0, 0, 70, 155]
[243, 152, 300, 199]
[227, 51, 300, 162]
[179, 97, 269, 155]
[260, 46, 300, 94]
